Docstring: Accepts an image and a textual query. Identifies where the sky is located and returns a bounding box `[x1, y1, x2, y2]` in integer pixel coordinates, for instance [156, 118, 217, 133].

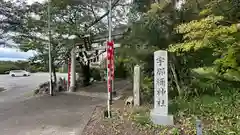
[0, 47, 36, 61]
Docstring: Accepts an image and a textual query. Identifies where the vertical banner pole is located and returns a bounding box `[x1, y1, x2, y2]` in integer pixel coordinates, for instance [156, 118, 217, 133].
[112, 43, 115, 98]
[68, 58, 71, 91]
[107, 41, 113, 117]
[106, 0, 112, 118]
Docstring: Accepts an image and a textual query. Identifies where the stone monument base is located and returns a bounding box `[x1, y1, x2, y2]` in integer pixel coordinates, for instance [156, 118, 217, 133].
[150, 110, 174, 126]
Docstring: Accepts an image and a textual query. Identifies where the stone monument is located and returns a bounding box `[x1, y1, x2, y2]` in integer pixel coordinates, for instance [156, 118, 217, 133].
[133, 65, 140, 106]
[150, 50, 174, 125]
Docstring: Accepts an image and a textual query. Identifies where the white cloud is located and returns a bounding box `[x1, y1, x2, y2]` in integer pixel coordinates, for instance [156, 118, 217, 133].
[0, 58, 29, 61]
[0, 47, 36, 61]
[27, 0, 46, 5]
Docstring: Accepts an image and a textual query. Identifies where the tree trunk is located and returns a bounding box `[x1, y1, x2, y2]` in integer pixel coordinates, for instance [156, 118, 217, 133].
[169, 54, 182, 96]
[170, 62, 182, 96]
[81, 61, 91, 86]
[52, 64, 57, 85]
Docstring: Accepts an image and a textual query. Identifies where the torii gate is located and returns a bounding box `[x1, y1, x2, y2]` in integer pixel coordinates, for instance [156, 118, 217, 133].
[67, 26, 129, 92]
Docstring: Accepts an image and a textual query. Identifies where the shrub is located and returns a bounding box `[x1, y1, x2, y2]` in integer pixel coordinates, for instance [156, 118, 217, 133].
[141, 75, 154, 104]
[115, 61, 128, 78]
[0, 64, 19, 74]
[131, 107, 151, 126]
[91, 68, 101, 81]
[170, 89, 240, 135]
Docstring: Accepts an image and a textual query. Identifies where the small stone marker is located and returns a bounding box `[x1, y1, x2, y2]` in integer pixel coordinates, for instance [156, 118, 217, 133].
[133, 65, 140, 106]
[150, 50, 174, 125]
[196, 119, 203, 135]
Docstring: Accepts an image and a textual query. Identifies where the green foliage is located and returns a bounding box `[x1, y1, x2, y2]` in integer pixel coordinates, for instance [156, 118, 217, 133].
[114, 56, 129, 78]
[166, 67, 240, 134]
[206, 0, 240, 22]
[120, 1, 187, 99]
[169, 0, 240, 77]
[121, 1, 240, 133]
[169, 15, 237, 52]
[8, 0, 129, 85]
[132, 0, 153, 13]
[115, 62, 128, 78]
[140, 76, 154, 103]
[170, 14, 240, 74]
[131, 107, 151, 126]
[0, 64, 18, 74]
[0, 0, 28, 45]
[167, 13, 240, 97]
[0, 61, 27, 74]
[0, 60, 47, 74]
[122, 0, 240, 99]
[81, 64, 91, 86]
[169, 128, 181, 135]
[59, 64, 68, 73]
[91, 68, 101, 81]
[170, 89, 240, 135]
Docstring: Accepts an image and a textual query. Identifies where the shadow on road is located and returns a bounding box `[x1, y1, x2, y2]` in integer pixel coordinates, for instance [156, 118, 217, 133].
[0, 87, 5, 92]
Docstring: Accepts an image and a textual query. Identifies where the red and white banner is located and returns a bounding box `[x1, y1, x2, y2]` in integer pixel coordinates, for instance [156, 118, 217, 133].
[107, 41, 114, 93]
[67, 57, 71, 89]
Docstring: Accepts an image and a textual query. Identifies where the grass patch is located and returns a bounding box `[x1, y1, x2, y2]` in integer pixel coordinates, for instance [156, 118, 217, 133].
[83, 67, 239, 135]
[129, 106, 197, 135]
[129, 90, 240, 135]
[169, 90, 240, 135]
[130, 67, 240, 135]
[130, 107, 152, 127]
[174, 68, 240, 134]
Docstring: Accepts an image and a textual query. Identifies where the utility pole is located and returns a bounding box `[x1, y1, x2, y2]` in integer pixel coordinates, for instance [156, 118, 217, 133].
[48, 0, 53, 96]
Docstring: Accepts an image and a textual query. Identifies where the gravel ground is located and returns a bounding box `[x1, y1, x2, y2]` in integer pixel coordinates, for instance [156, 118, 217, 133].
[82, 100, 162, 135]
[82, 99, 184, 135]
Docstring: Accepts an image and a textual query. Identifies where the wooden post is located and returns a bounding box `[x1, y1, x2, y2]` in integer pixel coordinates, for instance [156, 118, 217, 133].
[133, 65, 140, 106]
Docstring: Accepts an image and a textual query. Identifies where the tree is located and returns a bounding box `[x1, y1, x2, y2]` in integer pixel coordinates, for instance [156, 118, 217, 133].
[11, 0, 130, 86]
[117, 0, 189, 98]
[0, 0, 29, 47]
[170, 14, 240, 73]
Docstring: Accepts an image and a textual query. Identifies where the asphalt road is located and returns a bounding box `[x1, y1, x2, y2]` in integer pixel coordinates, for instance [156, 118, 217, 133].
[0, 73, 128, 135]
[0, 72, 68, 103]
[0, 93, 104, 135]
